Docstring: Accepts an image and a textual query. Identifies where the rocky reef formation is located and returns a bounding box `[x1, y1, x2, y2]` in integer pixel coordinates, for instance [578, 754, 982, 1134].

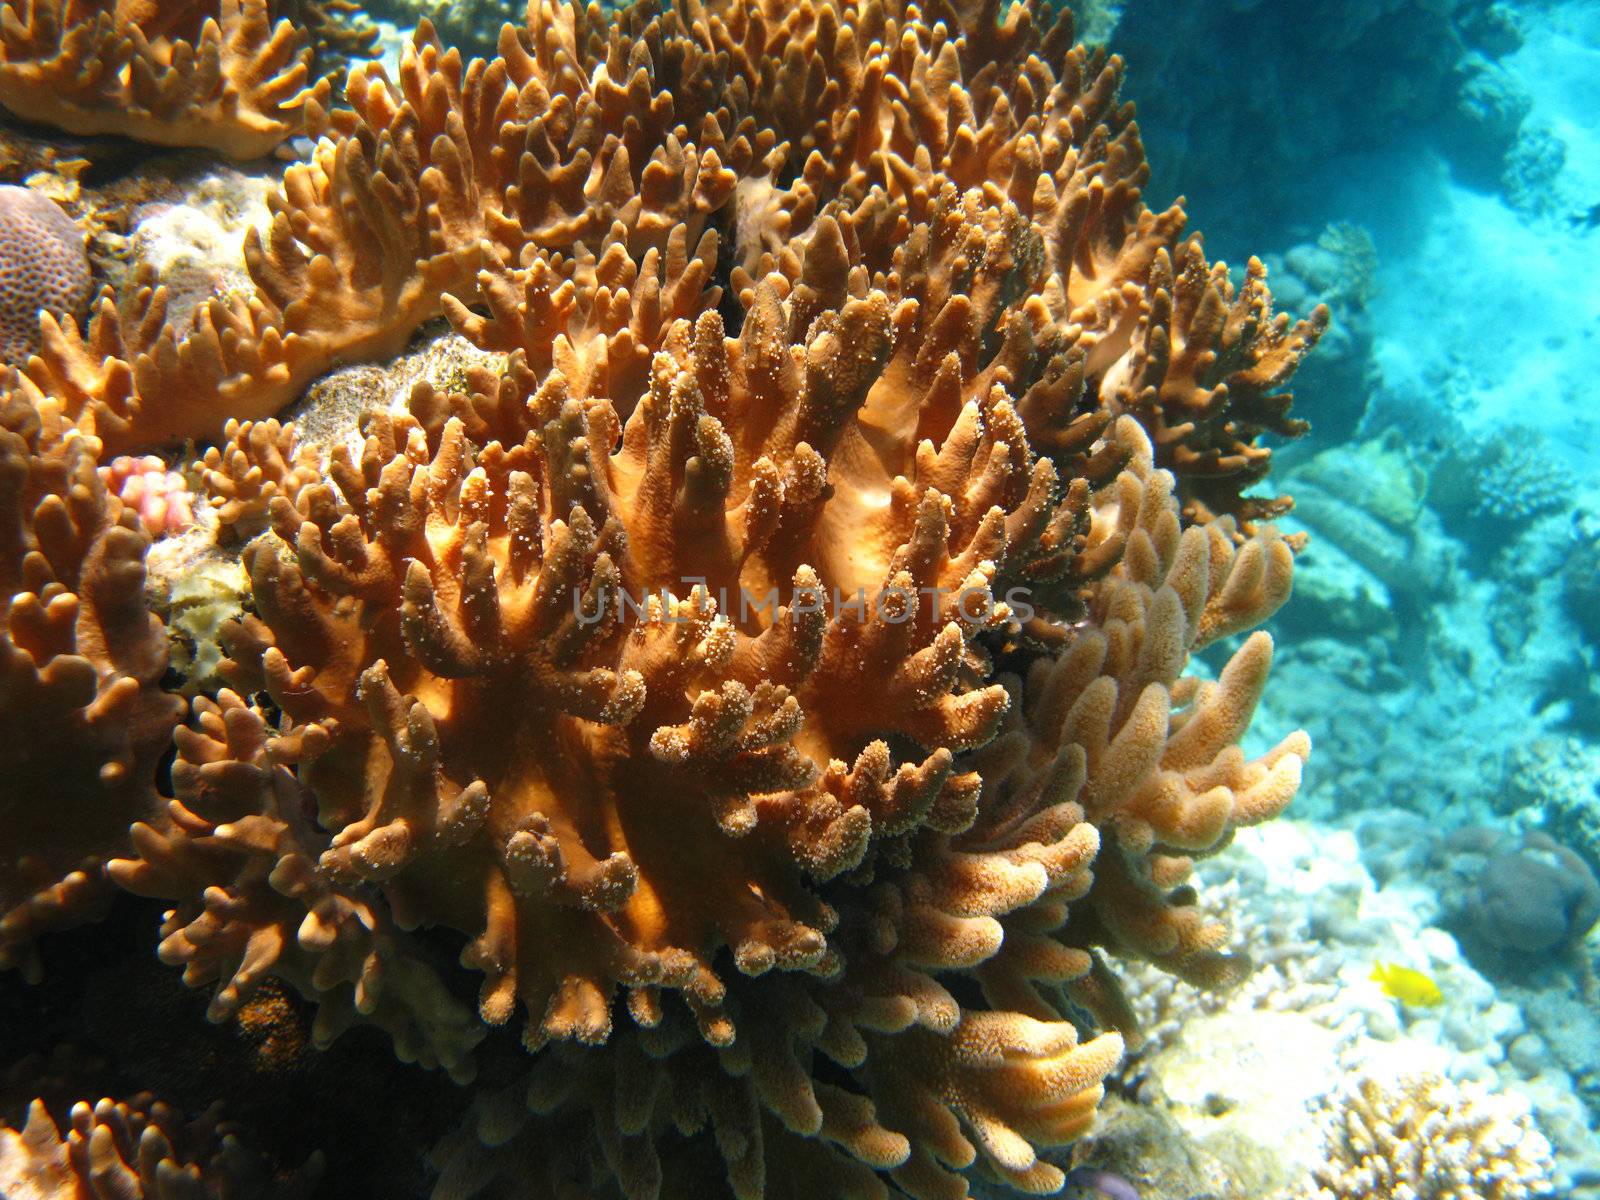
[0, 0, 1324, 1194]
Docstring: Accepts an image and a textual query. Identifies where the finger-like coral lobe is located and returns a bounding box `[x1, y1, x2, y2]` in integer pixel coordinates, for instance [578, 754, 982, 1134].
[0, 1091, 320, 1198]
[0, 0, 323, 159]
[12, 0, 1322, 505]
[106, 689, 486, 1081]
[0, 396, 181, 981]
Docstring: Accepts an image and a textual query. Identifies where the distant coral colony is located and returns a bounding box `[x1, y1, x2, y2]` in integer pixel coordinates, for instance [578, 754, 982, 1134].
[0, 0, 1323, 1196]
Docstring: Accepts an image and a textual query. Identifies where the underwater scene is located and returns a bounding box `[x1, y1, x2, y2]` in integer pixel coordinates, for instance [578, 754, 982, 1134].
[0, 0, 1597, 1197]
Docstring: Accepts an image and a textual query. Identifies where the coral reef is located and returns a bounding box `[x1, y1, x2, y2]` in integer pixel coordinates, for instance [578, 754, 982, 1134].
[119, 166, 282, 331]
[1468, 832, 1600, 958]
[0, 0, 1323, 1194]
[107, 688, 488, 1083]
[0, 0, 327, 160]
[361, 0, 516, 58]
[1429, 424, 1570, 547]
[1309, 1071, 1556, 1200]
[0, 1090, 321, 1198]
[280, 0, 380, 81]
[1566, 510, 1600, 653]
[1106, 817, 1600, 1195]
[5, 0, 1324, 513]
[0, 183, 89, 366]
[1261, 223, 1378, 445]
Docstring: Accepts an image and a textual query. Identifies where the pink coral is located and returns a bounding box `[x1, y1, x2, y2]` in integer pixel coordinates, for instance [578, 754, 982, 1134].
[99, 455, 195, 538]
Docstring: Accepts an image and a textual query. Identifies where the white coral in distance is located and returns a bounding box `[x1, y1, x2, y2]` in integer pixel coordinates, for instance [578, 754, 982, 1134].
[1310, 1070, 1556, 1200]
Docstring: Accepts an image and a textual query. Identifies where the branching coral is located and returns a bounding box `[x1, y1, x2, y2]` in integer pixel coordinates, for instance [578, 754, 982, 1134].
[1102, 240, 1326, 530]
[977, 452, 1306, 1008]
[0, 1091, 321, 1198]
[276, 0, 379, 82]
[133, 220, 1300, 1199]
[0, 394, 181, 981]
[0, 0, 326, 159]
[1310, 1071, 1556, 1200]
[2, 0, 1322, 1195]
[107, 690, 487, 1082]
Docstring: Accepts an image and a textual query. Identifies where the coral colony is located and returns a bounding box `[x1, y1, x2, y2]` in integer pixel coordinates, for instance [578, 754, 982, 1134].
[0, 0, 1433, 1195]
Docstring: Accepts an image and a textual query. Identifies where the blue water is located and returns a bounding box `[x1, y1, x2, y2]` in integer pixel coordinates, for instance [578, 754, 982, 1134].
[1105, 0, 1600, 1191]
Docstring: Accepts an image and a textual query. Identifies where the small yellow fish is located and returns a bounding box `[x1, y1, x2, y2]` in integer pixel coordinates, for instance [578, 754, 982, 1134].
[1371, 961, 1443, 1007]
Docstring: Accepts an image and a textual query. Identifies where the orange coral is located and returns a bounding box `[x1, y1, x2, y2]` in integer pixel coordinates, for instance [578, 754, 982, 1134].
[1103, 239, 1329, 530]
[0, 0, 324, 159]
[133, 237, 1301, 1200]
[2, 0, 1324, 1195]
[16, 0, 1319, 523]
[0, 393, 181, 981]
[194, 207, 1082, 1051]
[107, 690, 486, 1081]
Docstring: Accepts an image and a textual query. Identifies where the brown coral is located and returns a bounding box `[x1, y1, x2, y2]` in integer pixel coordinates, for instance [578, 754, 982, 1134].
[1311, 1072, 1556, 1200]
[1102, 239, 1329, 530]
[0, 0, 325, 160]
[13, 0, 1320, 520]
[134, 238, 1300, 1200]
[4, 0, 1323, 1195]
[0, 1091, 320, 1198]
[106, 689, 486, 1081]
[0, 393, 181, 981]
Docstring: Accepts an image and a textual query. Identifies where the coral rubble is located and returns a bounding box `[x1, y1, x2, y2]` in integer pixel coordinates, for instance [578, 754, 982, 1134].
[0, 0, 1325, 1195]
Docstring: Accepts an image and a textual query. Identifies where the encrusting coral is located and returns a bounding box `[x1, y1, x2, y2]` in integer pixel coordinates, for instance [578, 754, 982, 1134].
[1, 0, 1323, 1195]
[100, 453, 197, 537]
[0, 0, 328, 160]
[0, 1090, 321, 1198]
